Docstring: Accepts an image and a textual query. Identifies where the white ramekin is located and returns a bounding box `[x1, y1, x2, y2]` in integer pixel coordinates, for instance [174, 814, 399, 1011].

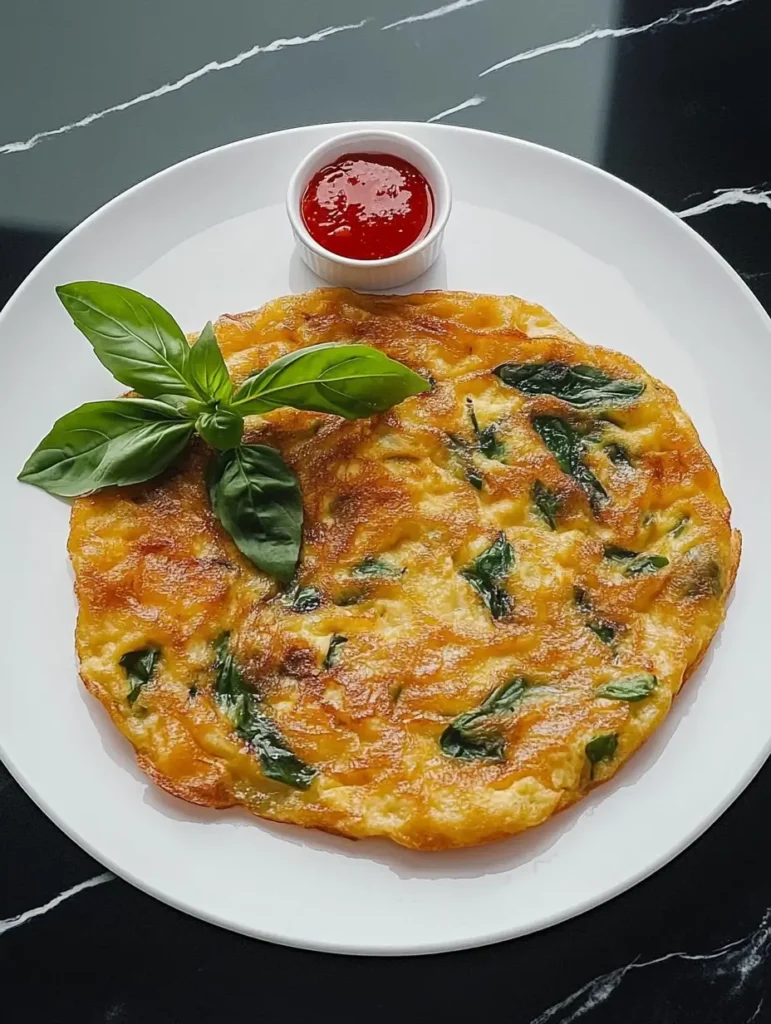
[286, 129, 452, 291]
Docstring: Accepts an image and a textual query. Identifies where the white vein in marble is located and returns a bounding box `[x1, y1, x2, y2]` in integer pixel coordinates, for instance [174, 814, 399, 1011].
[748, 997, 765, 1021]
[0, 872, 113, 936]
[529, 909, 771, 1022]
[428, 95, 486, 122]
[677, 186, 771, 218]
[479, 0, 747, 78]
[383, 0, 487, 31]
[0, 22, 368, 156]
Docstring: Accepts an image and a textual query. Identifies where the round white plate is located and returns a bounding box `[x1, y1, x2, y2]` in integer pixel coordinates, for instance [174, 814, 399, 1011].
[0, 122, 768, 956]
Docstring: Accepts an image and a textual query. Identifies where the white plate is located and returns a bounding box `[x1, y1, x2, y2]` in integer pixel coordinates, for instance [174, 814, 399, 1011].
[0, 122, 768, 956]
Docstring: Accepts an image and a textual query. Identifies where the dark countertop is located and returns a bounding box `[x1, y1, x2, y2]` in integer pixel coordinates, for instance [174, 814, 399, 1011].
[2, 1, 770, 1020]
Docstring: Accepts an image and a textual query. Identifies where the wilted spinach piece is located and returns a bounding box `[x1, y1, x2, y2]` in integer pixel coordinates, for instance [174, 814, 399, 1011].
[323, 634, 348, 670]
[604, 545, 638, 562]
[440, 678, 528, 760]
[585, 732, 618, 776]
[120, 647, 160, 706]
[478, 425, 505, 460]
[467, 397, 506, 461]
[574, 587, 615, 644]
[625, 554, 669, 577]
[466, 396, 480, 433]
[494, 361, 645, 408]
[596, 674, 657, 702]
[531, 479, 560, 529]
[352, 556, 405, 580]
[670, 515, 690, 538]
[604, 546, 669, 577]
[212, 634, 316, 790]
[446, 434, 485, 490]
[467, 466, 484, 490]
[588, 621, 616, 645]
[682, 547, 723, 598]
[605, 442, 631, 466]
[283, 583, 322, 612]
[531, 415, 607, 510]
[460, 533, 515, 620]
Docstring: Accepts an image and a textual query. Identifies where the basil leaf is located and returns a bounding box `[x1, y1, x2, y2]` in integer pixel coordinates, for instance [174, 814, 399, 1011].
[532, 415, 607, 509]
[352, 556, 405, 579]
[495, 361, 644, 408]
[625, 554, 669, 577]
[532, 479, 560, 529]
[207, 444, 302, 582]
[120, 647, 160, 706]
[153, 394, 207, 418]
[56, 281, 197, 399]
[597, 674, 657, 702]
[283, 584, 322, 612]
[323, 634, 348, 670]
[585, 732, 618, 774]
[231, 343, 429, 419]
[213, 634, 315, 789]
[18, 399, 194, 497]
[460, 532, 515, 620]
[188, 321, 233, 403]
[441, 678, 528, 760]
[195, 407, 244, 450]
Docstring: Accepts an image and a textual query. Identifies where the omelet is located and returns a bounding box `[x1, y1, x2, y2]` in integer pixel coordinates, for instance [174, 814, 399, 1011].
[69, 289, 740, 850]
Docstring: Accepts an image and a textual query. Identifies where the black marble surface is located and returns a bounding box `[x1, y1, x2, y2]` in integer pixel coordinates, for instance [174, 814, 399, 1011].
[2, 1, 771, 1020]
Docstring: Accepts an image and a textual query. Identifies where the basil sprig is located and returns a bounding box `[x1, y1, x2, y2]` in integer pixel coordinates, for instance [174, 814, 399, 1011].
[19, 281, 429, 581]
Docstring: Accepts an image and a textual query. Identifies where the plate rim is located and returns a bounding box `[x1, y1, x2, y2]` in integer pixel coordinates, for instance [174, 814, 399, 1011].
[1, 119, 768, 957]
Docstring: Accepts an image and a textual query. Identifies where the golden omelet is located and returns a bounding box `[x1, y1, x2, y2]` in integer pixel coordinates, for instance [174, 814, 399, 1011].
[69, 289, 740, 850]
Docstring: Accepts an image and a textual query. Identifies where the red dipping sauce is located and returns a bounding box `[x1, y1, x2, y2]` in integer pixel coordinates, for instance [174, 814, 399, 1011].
[301, 152, 434, 261]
